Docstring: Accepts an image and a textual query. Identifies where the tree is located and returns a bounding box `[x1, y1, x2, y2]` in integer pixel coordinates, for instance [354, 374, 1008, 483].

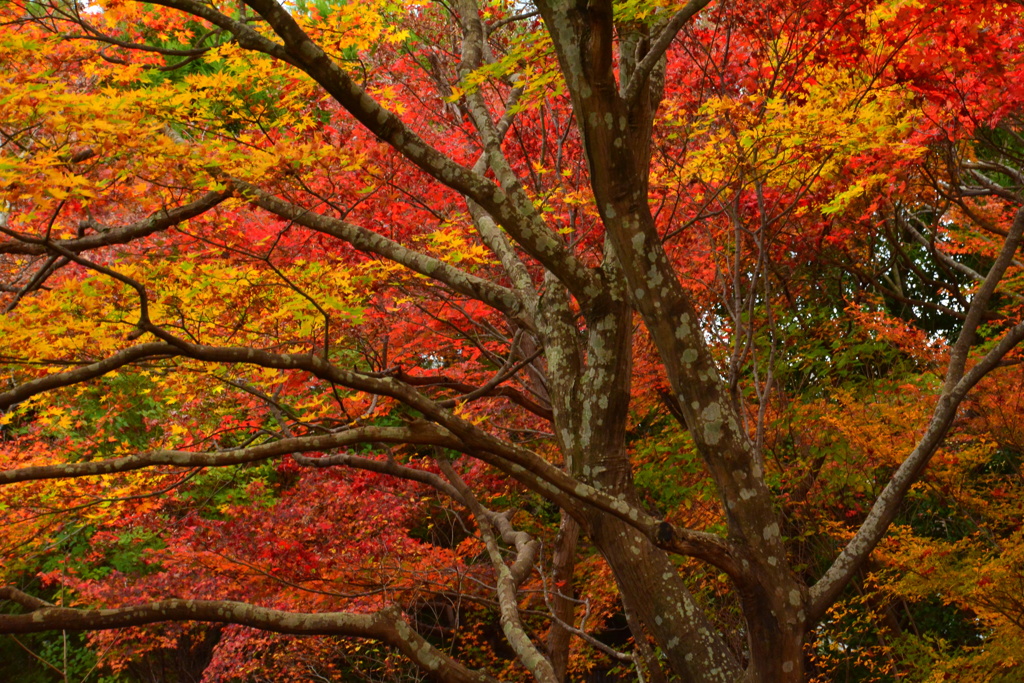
[1, 0, 1023, 680]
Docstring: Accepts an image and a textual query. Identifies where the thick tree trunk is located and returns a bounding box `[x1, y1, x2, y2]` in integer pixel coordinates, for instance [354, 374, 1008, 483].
[592, 511, 809, 682]
[588, 515, 742, 682]
[739, 590, 807, 682]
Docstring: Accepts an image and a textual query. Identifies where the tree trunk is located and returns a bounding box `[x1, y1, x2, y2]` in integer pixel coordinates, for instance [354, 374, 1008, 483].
[588, 514, 742, 682]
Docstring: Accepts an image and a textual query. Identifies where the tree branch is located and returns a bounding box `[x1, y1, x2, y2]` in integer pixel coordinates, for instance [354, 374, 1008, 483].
[0, 588, 497, 683]
[0, 191, 231, 256]
[0, 424, 458, 485]
[238, 182, 526, 321]
[622, 0, 713, 109]
[145, 0, 297, 65]
[438, 459, 556, 683]
[0, 343, 179, 410]
[391, 368, 552, 420]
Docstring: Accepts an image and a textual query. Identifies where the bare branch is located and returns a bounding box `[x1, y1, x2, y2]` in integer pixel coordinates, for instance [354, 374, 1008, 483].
[0, 588, 498, 683]
[392, 367, 552, 420]
[0, 190, 230, 256]
[145, 0, 297, 65]
[0, 343, 179, 410]
[238, 182, 527, 321]
[438, 459, 556, 683]
[0, 424, 458, 485]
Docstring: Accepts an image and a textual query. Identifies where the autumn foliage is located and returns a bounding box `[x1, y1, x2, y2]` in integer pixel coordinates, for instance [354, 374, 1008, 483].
[2, 0, 1024, 681]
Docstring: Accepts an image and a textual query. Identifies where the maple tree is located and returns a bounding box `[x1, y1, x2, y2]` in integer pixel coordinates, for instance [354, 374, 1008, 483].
[2, 0, 1024, 680]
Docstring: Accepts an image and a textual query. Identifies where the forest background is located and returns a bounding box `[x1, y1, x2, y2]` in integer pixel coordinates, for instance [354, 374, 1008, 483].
[2, 0, 1024, 681]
